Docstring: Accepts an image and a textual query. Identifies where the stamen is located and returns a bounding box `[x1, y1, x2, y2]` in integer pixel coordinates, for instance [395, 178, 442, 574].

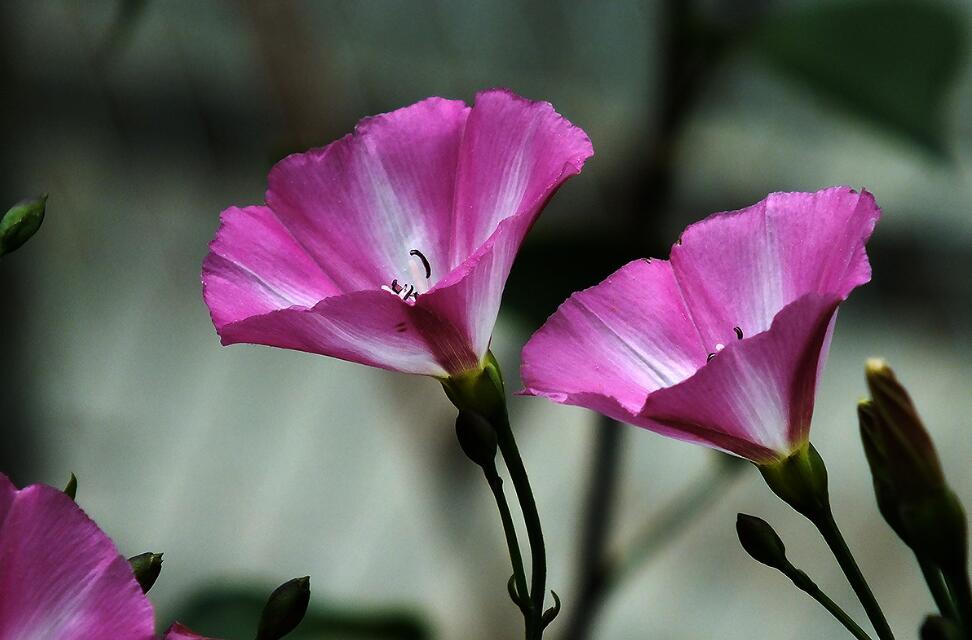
[707, 353, 716, 362]
[409, 249, 432, 279]
[734, 326, 743, 340]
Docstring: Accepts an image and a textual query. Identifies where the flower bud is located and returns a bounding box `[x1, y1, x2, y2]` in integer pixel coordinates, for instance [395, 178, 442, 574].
[865, 359, 944, 496]
[758, 443, 830, 519]
[128, 552, 163, 594]
[1, 195, 46, 256]
[861, 360, 968, 570]
[455, 410, 497, 468]
[735, 514, 792, 573]
[256, 576, 311, 640]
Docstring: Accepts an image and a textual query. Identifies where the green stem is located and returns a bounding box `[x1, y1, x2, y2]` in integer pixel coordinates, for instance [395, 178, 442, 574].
[788, 570, 873, 640]
[918, 559, 958, 623]
[813, 509, 895, 640]
[494, 413, 547, 639]
[942, 566, 972, 635]
[483, 462, 530, 615]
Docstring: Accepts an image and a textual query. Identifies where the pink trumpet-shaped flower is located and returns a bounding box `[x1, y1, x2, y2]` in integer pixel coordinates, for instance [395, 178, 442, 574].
[203, 89, 593, 377]
[0, 473, 155, 639]
[521, 187, 881, 464]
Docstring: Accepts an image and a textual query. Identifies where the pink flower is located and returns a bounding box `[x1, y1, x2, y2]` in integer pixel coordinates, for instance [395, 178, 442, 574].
[203, 89, 593, 377]
[520, 187, 880, 464]
[0, 473, 155, 639]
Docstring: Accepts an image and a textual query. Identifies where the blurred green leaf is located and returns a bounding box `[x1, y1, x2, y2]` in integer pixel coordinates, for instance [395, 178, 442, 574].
[172, 585, 432, 640]
[752, 0, 965, 155]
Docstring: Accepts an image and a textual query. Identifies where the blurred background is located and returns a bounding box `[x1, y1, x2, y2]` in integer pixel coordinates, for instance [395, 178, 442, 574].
[2, 0, 971, 638]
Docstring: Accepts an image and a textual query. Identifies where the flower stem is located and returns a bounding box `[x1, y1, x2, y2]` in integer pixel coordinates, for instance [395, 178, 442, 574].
[812, 509, 895, 640]
[494, 412, 547, 639]
[787, 569, 873, 640]
[918, 559, 958, 623]
[482, 461, 531, 616]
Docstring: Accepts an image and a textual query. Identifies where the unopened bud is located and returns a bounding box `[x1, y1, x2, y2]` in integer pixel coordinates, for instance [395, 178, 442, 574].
[862, 360, 967, 570]
[455, 410, 497, 468]
[865, 359, 944, 495]
[736, 514, 792, 572]
[256, 576, 311, 640]
[128, 552, 163, 593]
[1, 195, 46, 256]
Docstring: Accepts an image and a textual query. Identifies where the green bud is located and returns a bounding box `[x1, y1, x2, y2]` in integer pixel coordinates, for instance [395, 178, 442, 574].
[1, 195, 47, 256]
[128, 552, 163, 593]
[256, 576, 311, 640]
[63, 473, 78, 501]
[735, 513, 792, 572]
[455, 410, 497, 468]
[440, 351, 505, 420]
[758, 443, 830, 519]
[920, 615, 962, 640]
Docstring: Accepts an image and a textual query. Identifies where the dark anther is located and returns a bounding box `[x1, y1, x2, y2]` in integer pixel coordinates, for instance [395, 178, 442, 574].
[390, 279, 403, 294]
[734, 326, 743, 340]
[707, 352, 716, 362]
[409, 249, 432, 279]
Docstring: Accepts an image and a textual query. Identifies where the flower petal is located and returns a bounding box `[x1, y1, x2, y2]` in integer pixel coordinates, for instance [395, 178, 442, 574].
[422, 89, 594, 355]
[266, 97, 470, 293]
[164, 622, 218, 640]
[670, 187, 880, 350]
[637, 294, 842, 462]
[218, 289, 479, 377]
[0, 474, 155, 639]
[448, 89, 593, 267]
[202, 206, 339, 330]
[520, 259, 707, 417]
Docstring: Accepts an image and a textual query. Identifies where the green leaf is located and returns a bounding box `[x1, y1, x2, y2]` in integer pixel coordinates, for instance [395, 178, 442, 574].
[751, 0, 965, 155]
[170, 584, 432, 640]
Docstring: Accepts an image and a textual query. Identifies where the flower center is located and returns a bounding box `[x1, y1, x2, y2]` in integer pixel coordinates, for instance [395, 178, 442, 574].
[381, 249, 432, 301]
